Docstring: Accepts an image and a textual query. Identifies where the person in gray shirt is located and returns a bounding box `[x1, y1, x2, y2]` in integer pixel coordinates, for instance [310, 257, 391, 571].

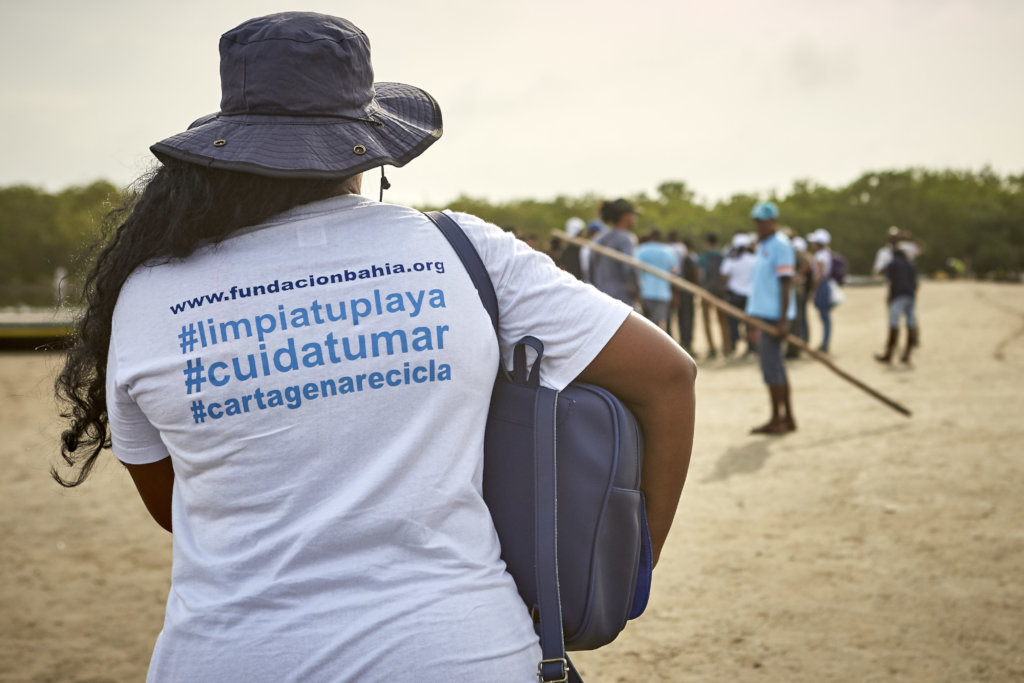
[590, 198, 640, 306]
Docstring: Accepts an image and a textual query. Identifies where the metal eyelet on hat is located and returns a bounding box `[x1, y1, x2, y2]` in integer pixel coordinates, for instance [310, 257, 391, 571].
[353, 145, 366, 155]
[213, 139, 227, 147]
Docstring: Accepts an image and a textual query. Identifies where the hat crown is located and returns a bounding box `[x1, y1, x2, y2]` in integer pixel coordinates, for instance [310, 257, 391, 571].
[219, 12, 375, 117]
[751, 201, 779, 221]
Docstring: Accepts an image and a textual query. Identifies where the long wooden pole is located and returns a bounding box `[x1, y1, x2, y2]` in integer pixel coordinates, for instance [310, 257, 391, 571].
[554, 230, 912, 418]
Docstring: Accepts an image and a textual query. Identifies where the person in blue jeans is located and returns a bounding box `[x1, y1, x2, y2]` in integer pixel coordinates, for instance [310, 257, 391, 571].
[746, 201, 797, 434]
[875, 246, 918, 363]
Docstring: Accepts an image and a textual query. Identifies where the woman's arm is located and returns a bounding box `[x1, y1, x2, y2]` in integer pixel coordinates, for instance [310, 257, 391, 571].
[576, 312, 697, 566]
[125, 458, 175, 533]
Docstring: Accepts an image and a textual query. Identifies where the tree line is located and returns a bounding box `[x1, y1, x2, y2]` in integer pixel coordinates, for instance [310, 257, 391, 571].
[435, 168, 1023, 281]
[1, 168, 1020, 307]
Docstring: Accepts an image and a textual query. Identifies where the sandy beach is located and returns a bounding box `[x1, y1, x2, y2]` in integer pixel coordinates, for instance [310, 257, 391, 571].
[2, 280, 1022, 682]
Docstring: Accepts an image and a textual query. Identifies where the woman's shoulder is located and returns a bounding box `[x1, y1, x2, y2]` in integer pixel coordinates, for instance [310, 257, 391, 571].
[440, 210, 518, 260]
[442, 209, 505, 238]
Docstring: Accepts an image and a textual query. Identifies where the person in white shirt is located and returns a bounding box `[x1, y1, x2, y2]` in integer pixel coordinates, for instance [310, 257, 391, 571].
[873, 226, 923, 352]
[720, 232, 758, 356]
[51, 13, 697, 683]
[873, 226, 923, 275]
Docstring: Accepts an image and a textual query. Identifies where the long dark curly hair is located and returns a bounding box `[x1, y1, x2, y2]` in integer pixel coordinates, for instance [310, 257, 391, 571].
[53, 159, 347, 486]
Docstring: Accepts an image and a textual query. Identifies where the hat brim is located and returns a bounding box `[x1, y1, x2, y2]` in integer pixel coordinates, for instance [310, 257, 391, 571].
[150, 82, 442, 179]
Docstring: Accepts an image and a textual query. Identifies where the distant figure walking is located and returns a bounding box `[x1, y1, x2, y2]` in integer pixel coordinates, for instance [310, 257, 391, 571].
[590, 199, 640, 307]
[875, 245, 919, 364]
[746, 202, 797, 434]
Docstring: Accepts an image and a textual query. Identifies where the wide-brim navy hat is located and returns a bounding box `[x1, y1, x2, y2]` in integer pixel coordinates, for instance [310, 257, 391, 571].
[151, 12, 442, 179]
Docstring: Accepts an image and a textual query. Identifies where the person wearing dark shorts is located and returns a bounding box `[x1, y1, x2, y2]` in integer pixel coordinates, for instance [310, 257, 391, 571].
[755, 317, 787, 384]
[745, 201, 797, 434]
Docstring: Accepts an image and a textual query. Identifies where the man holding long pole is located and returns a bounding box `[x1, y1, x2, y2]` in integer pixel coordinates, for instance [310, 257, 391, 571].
[746, 201, 798, 434]
[552, 223, 913, 419]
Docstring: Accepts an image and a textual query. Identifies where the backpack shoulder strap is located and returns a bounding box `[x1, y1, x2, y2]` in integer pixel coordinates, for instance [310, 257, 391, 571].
[424, 210, 498, 334]
[423, 210, 577, 683]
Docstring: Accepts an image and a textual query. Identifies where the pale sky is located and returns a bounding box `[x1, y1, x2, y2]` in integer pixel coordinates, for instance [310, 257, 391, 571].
[1, 0, 1022, 207]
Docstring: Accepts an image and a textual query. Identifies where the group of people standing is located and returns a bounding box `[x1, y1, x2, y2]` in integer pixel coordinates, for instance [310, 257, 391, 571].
[556, 199, 800, 434]
[562, 208, 843, 362]
[557, 199, 703, 350]
[555, 199, 922, 434]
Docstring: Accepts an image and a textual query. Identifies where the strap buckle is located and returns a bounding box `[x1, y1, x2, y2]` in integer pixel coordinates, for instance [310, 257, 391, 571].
[538, 657, 569, 683]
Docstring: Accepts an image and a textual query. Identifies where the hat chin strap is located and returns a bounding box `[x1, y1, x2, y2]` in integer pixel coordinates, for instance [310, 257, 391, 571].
[379, 166, 391, 202]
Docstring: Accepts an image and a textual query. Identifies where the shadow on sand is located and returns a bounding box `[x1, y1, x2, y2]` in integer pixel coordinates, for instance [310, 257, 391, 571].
[703, 423, 912, 484]
[703, 439, 774, 483]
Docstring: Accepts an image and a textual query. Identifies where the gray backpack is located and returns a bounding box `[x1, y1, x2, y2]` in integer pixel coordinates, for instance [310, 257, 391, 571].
[427, 211, 652, 683]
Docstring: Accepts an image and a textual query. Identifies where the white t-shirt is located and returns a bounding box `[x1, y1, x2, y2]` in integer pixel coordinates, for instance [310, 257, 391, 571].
[670, 242, 687, 268]
[106, 194, 631, 682]
[814, 248, 833, 280]
[720, 251, 757, 297]
[873, 242, 921, 274]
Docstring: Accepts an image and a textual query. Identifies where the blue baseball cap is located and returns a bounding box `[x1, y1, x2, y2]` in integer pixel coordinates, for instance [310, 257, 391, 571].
[751, 201, 779, 221]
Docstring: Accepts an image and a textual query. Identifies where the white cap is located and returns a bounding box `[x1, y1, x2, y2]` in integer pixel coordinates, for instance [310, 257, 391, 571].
[792, 236, 808, 252]
[808, 229, 831, 245]
[731, 233, 751, 248]
[565, 217, 585, 237]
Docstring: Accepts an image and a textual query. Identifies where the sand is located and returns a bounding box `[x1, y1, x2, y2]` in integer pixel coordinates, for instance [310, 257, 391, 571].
[2, 280, 1022, 682]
